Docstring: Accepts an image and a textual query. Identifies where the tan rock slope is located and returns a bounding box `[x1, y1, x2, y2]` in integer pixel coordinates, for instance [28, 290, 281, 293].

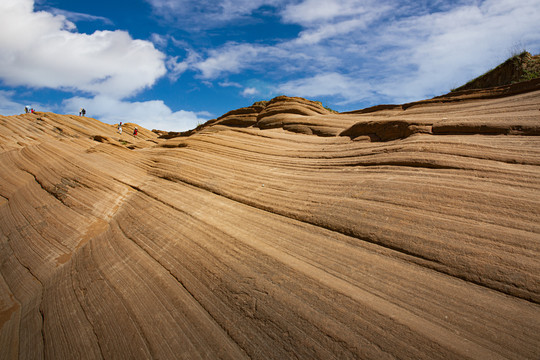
[1, 79, 540, 359]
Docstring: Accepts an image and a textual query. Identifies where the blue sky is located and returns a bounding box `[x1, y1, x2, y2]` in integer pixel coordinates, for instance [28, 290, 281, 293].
[1, 0, 540, 131]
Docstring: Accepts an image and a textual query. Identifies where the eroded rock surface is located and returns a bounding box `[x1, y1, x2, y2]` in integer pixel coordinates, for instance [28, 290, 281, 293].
[1, 86, 540, 359]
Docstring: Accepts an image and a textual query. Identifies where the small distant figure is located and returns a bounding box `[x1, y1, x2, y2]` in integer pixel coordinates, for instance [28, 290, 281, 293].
[30, 108, 35, 113]
[117, 122, 122, 134]
[133, 127, 138, 136]
[79, 108, 86, 116]
[25, 106, 29, 114]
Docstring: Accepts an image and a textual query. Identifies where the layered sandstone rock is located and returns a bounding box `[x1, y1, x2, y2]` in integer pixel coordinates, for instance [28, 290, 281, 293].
[1, 83, 540, 359]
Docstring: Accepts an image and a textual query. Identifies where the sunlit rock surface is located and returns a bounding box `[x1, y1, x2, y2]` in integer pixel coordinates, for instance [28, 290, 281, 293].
[1, 81, 540, 359]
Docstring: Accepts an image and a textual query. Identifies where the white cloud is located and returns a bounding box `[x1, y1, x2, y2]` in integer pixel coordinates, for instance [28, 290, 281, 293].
[4, 0, 539, 125]
[63, 96, 210, 132]
[366, 0, 540, 102]
[178, 1, 391, 79]
[0, 90, 26, 115]
[281, 0, 384, 25]
[166, 49, 201, 81]
[45, 8, 114, 25]
[145, 0, 286, 29]
[241, 87, 259, 97]
[150, 33, 169, 48]
[0, 0, 166, 98]
[166, 57, 190, 81]
[194, 43, 265, 79]
[219, 81, 243, 88]
[0, 90, 56, 116]
[278, 73, 372, 103]
[166, 0, 540, 113]
[293, 18, 368, 45]
[0, 0, 213, 132]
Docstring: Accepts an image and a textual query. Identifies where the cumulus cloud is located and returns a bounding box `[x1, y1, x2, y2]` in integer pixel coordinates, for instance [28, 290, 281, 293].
[63, 96, 211, 132]
[0, 0, 166, 98]
[0, 0, 214, 131]
[3, 0, 540, 125]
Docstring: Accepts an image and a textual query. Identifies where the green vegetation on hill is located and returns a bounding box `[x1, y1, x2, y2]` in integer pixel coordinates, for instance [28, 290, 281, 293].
[452, 51, 540, 92]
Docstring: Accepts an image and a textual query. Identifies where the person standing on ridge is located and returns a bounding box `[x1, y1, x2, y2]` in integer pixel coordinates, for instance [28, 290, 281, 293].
[81, 108, 86, 116]
[133, 127, 138, 136]
[118, 122, 122, 134]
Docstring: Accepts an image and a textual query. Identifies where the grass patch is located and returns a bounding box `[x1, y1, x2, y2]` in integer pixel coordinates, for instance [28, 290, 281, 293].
[521, 69, 540, 81]
[451, 51, 538, 92]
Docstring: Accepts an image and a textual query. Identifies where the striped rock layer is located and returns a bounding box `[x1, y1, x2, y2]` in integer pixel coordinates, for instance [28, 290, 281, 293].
[1, 82, 540, 359]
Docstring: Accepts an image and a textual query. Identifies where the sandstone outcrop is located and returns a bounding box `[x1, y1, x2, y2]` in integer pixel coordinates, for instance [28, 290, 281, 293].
[1, 82, 540, 359]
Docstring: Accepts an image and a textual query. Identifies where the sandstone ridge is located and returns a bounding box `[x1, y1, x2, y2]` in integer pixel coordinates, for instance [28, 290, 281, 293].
[1, 81, 540, 359]
[161, 78, 540, 144]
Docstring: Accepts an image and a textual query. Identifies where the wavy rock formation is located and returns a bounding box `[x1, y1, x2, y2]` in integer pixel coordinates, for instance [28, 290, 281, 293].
[1, 82, 540, 359]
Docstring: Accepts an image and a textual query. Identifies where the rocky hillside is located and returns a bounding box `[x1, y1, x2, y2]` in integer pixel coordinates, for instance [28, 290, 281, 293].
[1, 80, 540, 359]
[453, 51, 540, 91]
